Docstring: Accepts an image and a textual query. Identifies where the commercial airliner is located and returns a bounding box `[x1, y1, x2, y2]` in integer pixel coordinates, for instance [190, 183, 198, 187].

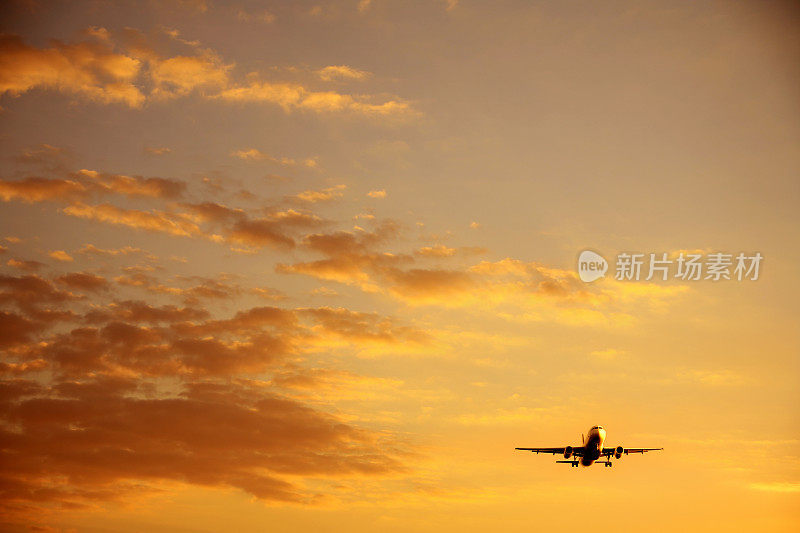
[515, 425, 662, 467]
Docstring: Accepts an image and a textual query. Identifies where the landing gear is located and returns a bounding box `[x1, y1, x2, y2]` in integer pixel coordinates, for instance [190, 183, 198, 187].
[571, 461, 578, 467]
[604, 461, 613, 468]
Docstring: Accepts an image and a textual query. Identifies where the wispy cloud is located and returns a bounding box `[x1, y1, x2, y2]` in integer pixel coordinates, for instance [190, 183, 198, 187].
[317, 65, 370, 82]
[0, 30, 416, 118]
[749, 482, 800, 493]
[0, 28, 416, 120]
[231, 148, 317, 167]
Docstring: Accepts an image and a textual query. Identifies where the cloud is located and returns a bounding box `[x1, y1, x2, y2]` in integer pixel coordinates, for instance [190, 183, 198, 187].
[231, 148, 317, 167]
[0, 171, 186, 204]
[180, 202, 325, 250]
[278, 227, 685, 320]
[77, 170, 186, 199]
[144, 146, 172, 155]
[0, 264, 420, 522]
[227, 218, 297, 249]
[299, 306, 431, 346]
[232, 148, 273, 161]
[672, 369, 750, 387]
[48, 250, 73, 262]
[0, 177, 325, 252]
[0, 35, 144, 107]
[63, 203, 201, 237]
[83, 300, 209, 324]
[6, 259, 45, 272]
[113, 273, 245, 305]
[276, 222, 405, 289]
[589, 348, 625, 360]
[317, 65, 370, 82]
[0, 274, 78, 320]
[311, 286, 339, 297]
[415, 245, 456, 258]
[77, 244, 149, 257]
[367, 189, 386, 198]
[0, 311, 40, 348]
[1, 169, 334, 255]
[290, 185, 346, 203]
[0, 177, 86, 203]
[384, 267, 475, 302]
[414, 245, 486, 258]
[749, 482, 800, 493]
[14, 143, 71, 172]
[0, 32, 416, 119]
[0, 380, 403, 518]
[217, 80, 415, 117]
[236, 9, 276, 23]
[0, 267, 429, 380]
[56, 272, 110, 292]
[149, 51, 231, 98]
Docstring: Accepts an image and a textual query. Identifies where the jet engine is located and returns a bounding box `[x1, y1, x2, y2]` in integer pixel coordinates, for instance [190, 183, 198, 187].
[564, 446, 573, 459]
[615, 446, 623, 459]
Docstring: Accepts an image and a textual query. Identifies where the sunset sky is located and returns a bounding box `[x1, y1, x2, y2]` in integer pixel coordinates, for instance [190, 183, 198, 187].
[0, 1, 798, 531]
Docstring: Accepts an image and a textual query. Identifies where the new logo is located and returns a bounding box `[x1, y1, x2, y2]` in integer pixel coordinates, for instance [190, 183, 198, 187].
[578, 250, 607, 282]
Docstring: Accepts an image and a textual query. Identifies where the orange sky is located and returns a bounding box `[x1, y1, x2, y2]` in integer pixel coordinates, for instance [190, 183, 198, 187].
[0, 1, 798, 531]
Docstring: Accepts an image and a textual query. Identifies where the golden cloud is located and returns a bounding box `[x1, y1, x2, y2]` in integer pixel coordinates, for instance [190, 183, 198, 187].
[63, 203, 201, 237]
[0, 32, 416, 118]
[231, 148, 317, 167]
[56, 272, 110, 292]
[0, 177, 86, 203]
[5, 259, 45, 272]
[0, 35, 145, 107]
[0, 267, 420, 521]
[217, 81, 415, 117]
[316, 65, 370, 82]
[149, 52, 230, 98]
[290, 185, 347, 203]
[48, 250, 74, 262]
[277, 226, 686, 321]
[0, 170, 186, 205]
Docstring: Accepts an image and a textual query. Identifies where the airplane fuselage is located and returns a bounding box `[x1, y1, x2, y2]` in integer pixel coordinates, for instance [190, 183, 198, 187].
[580, 426, 606, 466]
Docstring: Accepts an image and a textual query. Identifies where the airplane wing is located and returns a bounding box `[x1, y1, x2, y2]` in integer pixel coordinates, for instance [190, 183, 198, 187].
[516, 447, 585, 456]
[622, 448, 662, 454]
[602, 447, 663, 455]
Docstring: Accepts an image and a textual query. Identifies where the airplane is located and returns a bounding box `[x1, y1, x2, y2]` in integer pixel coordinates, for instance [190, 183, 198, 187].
[515, 425, 662, 467]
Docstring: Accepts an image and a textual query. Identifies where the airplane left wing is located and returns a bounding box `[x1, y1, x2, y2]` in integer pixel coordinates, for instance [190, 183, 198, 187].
[602, 447, 663, 455]
[621, 448, 662, 454]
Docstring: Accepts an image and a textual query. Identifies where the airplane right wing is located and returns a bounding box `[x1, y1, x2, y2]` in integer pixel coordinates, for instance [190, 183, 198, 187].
[515, 447, 585, 456]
